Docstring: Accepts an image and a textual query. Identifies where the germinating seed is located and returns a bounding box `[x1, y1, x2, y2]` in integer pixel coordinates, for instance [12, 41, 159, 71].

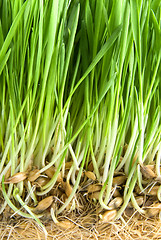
[45, 166, 62, 183]
[45, 166, 55, 178]
[32, 196, 54, 214]
[147, 186, 159, 196]
[4, 172, 27, 184]
[56, 220, 75, 229]
[28, 169, 40, 182]
[85, 171, 96, 180]
[127, 196, 144, 208]
[89, 191, 100, 200]
[136, 196, 144, 206]
[146, 203, 161, 217]
[113, 188, 121, 197]
[112, 176, 126, 186]
[108, 197, 123, 209]
[87, 184, 102, 193]
[140, 163, 156, 179]
[99, 209, 117, 223]
[35, 176, 49, 187]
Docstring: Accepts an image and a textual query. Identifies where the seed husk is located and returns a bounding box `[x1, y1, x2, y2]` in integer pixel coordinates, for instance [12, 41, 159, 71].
[87, 184, 102, 193]
[135, 185, 142, 195]
[56, 173, 63, 183]
[75, 170, 84, 178]
[64, 181, 73, 197]
[140, 163, 156, 179]
[32, 196, 54, 214]
[56, 220, 75, 229]
[112, 176, 126, 186]
[45, 166, 55, 178]
[125, 207, 135, 217]
[34, 176, 49, 187]
[89, 191, 100, 200]
[5, 167, 11, 180]
[28, 169, 40, 182]
[147, 186, 159, 196]
[146, 203, 161, 217]
[127, 196, 144, 208]
[65, 161, 73, 169]
[113, 188, 121, 197]
[134, 195, 144, 206]
[108, 197, 123, 209]
[85, 171, 96, 181]
[45, 166, 63, 183]
[88, 161, 94, 171]
[4, 172, 27, 184]
[51, 187, 63, 198]
[99, 209, 117, 223]
[135, 185, 159, 196]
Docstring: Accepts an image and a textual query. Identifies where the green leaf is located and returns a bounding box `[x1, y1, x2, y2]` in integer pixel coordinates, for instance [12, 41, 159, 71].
[130, 0, 141, 61]
[151, 9, 161, 51]
[65, 24, 122, 109]
[0, 1, 28, 63]
[0, 49, 11, 75]
[151, 0, 161, 13]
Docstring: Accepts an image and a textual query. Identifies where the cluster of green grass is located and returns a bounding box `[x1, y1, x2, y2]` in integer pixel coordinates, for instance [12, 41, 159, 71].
[0, 0, 161, 230]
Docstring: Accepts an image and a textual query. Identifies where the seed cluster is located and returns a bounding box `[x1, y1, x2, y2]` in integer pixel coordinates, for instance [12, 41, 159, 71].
[3, 155, 161, 223]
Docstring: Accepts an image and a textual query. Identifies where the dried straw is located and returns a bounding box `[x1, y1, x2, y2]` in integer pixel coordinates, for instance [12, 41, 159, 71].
[1, 209, 161, 240]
